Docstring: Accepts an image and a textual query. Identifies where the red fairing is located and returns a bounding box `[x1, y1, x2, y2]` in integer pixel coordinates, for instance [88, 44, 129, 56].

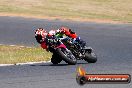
[69, 33, 77, 38]
[41, 42, 47, 49]
[64, 30, 70, 36]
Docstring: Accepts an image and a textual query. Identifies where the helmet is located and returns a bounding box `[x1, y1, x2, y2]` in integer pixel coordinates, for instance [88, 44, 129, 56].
[35, 28, 47, 38]
[35, 28, 47, 43]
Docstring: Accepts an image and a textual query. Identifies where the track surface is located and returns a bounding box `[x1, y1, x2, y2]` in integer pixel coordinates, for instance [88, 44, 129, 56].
[0, 16, 132, 88]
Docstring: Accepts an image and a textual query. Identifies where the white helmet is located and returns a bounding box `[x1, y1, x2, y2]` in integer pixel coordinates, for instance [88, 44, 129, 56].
[35, 28, 47, 43]
[35, 28, 47, 38]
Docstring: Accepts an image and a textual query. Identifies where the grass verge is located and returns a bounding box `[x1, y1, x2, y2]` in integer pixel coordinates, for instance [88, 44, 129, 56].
[0, 45, 52, 64]
[0, 0, 132, 23]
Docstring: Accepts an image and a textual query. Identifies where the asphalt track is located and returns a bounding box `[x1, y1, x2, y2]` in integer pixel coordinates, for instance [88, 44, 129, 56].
[0, 16, 132, 88]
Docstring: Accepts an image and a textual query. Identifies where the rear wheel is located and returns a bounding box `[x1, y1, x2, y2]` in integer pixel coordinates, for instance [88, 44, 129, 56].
[84, 52, 97, 63]
[51, 53, 62, 64]
[56, 48, 77, 65]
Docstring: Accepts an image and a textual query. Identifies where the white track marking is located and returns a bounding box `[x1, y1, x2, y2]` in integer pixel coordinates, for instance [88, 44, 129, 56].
[0, 64, 14, 66]
[0, 60, 51, 67]
[15, 60, 51, 65]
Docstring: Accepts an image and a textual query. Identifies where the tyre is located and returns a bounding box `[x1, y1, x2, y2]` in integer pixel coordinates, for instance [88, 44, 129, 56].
[56, 48, 77, 65]
[84, 52, 97, 63]
[51, 53, 62, 64]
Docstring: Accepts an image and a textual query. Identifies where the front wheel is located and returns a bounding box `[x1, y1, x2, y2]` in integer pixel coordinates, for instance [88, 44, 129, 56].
[84, 52, 97, 63]
[56, 48, 77, 65]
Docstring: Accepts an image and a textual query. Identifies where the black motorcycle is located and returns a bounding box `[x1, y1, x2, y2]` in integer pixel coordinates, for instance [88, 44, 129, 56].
[61, 37, 97, 63]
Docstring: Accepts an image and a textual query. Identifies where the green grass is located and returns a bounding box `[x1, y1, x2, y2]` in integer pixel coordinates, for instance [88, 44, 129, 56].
[0, 0, 132, 23]
[0, 45, 52, 64]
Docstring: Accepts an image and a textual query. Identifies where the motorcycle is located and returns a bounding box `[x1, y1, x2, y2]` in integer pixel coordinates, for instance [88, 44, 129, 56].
[61, 37, 97, 63]
[45, 35, 77, 65]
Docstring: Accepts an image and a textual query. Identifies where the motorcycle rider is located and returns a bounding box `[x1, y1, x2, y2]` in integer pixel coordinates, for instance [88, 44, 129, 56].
[35, 27, 86, 50]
